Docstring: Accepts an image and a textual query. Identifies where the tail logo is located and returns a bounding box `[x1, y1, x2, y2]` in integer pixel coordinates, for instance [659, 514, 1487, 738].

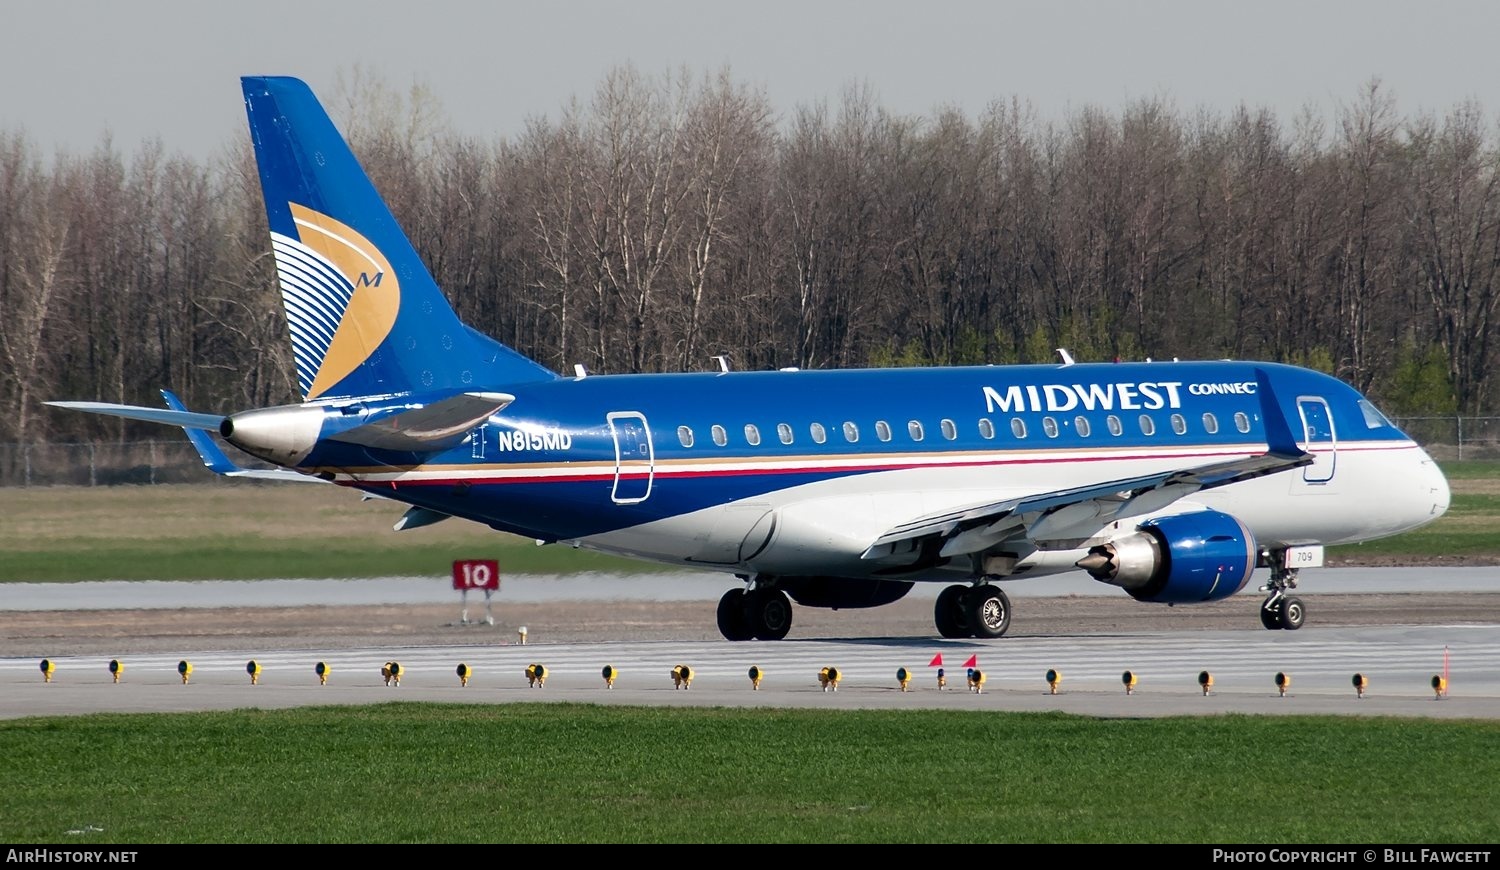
[272, 202, 401, 399]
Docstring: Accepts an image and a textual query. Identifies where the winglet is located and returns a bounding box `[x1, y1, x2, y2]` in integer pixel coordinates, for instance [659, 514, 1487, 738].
[1254, 368, 1305, 457]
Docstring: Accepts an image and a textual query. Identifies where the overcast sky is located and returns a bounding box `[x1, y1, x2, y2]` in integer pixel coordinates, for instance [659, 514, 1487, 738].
[5, 1, 1500, 160]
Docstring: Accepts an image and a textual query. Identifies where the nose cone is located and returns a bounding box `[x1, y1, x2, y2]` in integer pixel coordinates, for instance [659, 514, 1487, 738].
[1423, 455, 1451, 520]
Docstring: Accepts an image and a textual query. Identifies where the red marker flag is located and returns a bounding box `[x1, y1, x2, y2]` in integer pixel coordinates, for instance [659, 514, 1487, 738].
[928, 654, 943, 667]
[963, 655, 978, 668]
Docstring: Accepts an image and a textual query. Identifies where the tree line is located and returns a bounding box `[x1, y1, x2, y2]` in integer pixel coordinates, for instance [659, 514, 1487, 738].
[2, 68, 1494, 444]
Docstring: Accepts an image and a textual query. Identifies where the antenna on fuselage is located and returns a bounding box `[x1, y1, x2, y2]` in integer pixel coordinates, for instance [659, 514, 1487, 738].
[712, 355, 730, 373]
[1056, 348, 1075, 367]
[573, 364, 587, 379]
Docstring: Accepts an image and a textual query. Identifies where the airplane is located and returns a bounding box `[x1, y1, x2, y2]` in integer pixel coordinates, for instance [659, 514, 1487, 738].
[49, 76, 1452, 641]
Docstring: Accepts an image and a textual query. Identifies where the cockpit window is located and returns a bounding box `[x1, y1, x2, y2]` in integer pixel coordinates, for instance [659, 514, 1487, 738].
[1358, 399, 1393, 430]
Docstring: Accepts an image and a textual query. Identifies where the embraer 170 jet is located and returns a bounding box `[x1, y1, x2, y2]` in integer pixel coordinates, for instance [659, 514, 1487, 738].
[51, 77, 1452, 641]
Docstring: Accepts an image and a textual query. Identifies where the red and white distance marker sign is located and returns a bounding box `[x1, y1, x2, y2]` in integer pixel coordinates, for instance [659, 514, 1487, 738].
[452, 559, 500, 591]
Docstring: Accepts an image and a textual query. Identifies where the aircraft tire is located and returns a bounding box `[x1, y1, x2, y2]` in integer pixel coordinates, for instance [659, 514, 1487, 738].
[1259, 599, 1283, 630]
[742, 588, 793, 641]
[717, 589, 755, 641]
[966, 584, 1012, 639]
[935, 584, 973, 638]
[1280, 596, 1306, 630]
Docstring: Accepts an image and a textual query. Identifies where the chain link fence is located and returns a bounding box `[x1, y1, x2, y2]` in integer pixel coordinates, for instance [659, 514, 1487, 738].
[0, 441, 237, 487]
[1389, 417, 1500, 461]
[1, 418, 1496, 486]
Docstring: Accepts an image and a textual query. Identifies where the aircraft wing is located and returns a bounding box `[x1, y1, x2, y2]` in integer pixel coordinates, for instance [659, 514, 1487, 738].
[862, 367, 1313, 560]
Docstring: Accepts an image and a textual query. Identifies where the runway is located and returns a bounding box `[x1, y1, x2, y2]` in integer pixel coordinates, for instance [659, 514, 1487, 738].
[5, 624, 1497, 721]
[3, 568, 1498, 721]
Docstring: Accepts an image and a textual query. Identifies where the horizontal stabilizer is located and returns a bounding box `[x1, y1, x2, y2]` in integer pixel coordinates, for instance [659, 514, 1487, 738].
[45, 401, 225, 431]
[328, 391, 514, 451]
[160, 391, 321, 482]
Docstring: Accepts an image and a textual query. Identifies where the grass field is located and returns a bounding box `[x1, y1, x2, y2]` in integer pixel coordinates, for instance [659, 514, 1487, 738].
[2, 703, 1497, 844]
[2, 459, 1497, 582]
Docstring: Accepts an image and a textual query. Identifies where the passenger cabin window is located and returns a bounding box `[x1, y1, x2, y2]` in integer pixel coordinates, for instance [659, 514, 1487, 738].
[1203, 412, 1219, 434]
[843, 421, 859, 442]
[810, 422, 827, 444]
[875, 420, 892, 442]
[1075, 416, 1091, 437]
[978, 418, 995, 439]
[1139, 415, 1156, 436]
[1042, 416, 1059, 438]
[777, 422, 794, 445]
[908, 420, 925, 441]
[1170, 413, 1187, 435]
[1234, 411, 1251, 433]
[677, 425, 694, 448]
[711, 424, 727, 447]
[744, 424, 761, 446]
[1107, 415, 1123, 436]
[940, 419, 957, 440]
[1011, 418, 1027, 439]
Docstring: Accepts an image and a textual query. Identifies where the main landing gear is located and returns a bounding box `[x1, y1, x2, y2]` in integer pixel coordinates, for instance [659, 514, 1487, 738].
[934, 579, 1012, 639]
[1258, 563, 1306, 631]
[717, 582, 793, 641]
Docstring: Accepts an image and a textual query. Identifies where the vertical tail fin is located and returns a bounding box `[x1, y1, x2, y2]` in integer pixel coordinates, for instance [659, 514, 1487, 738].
[241, 76, 555, 400]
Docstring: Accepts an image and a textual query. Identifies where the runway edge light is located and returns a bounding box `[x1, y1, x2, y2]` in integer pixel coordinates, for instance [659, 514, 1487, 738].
[1198, 670, 1213, 695]
[40, 659, 54, 683]
[247, 660, 262, 685]
[936, 667, 947, 690]
[526, 663, 546, 687]
[1352, 673, 1367, 699]
[1275, 671, 1290, 697]
[896, 667, 910, 692]
[178, 660, 192, 685]
[748, 665, 762, 690]
[819, 666, 841, 692]
[382, 661, 402, 687]
[1122, 670, 1137, 695]
[968, 668, 985, 694]
[109, 659, 123, 684]
[316, 662, 329, 685]
[1432, 674, 1447, 699]
[671, 664, 693, 689]
[457, 663, 471, 687]
[601, 665, 616, 688]
[1046, 668, 1061, 695]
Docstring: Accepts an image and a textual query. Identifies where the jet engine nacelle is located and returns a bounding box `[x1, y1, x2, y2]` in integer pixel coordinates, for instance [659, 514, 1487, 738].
[1075, 510, 1257, 604]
